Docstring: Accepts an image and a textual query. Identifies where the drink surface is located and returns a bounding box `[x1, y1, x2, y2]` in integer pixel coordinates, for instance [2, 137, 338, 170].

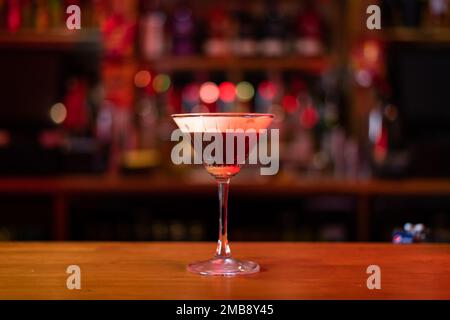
[172, 113, 273, 134]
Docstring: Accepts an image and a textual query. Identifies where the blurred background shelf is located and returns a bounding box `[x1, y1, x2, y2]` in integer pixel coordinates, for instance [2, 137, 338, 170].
[1, 175, 450, 242]
[145, 56, 334, 73]
[2, 176, 450, 196]
[0, 29, 101, 48]
[382, 27, 450, 43]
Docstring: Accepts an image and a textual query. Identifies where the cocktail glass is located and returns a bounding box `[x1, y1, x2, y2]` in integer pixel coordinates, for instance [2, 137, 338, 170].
[172, 113, 274, 276]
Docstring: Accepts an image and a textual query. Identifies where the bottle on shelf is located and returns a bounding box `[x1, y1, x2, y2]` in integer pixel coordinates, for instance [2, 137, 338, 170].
[203, 4, 233, 57]
[101, 0, 137, 59]
[172, 1, 196, 56]
[232, 3, 258, 57]
[35, 0, 50, 32]
[260, 1, 286, 57]
[20, 0, 34, 30]
[7, 0, 21, 32]
[428, 0, 450, 27]
[140, 0, 166, 59]
[295, 1, 324, 57]
[49, 0, 62, 29]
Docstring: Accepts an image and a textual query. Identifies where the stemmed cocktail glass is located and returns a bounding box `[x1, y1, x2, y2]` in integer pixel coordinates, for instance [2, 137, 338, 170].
[172, 113, 274, 276]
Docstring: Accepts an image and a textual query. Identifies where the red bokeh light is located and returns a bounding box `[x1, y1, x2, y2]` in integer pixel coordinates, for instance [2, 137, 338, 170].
[218, 82, 236, 103]
[258, 81, 277, 101]
[182, 83, 200, 103]
[281, 95, 299, 113]
[199, 82, 220, 104]
[300, 105, 319, 129]
[134, 70, 151, 88]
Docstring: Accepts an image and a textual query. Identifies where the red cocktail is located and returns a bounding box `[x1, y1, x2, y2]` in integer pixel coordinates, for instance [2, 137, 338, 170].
[172, 113, 274, 276]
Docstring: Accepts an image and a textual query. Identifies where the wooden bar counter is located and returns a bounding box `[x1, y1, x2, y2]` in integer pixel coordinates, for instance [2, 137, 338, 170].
[0, 242, 449, 299]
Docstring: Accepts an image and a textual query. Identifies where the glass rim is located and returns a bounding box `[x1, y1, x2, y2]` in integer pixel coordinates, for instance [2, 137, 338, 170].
[171, 112, 274, 119]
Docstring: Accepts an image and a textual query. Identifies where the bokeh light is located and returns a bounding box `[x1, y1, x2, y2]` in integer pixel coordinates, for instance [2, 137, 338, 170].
[258, 81, 277, 101]
[300, 105, 319, 129]
[50, 103, 67, 124]
[218, 82, 236, 103]
[134, 70, 151, 88]
[0, 130, 10, 147]
[153, 74, 171, 93]
[281, 95, 299, 113]
[363, 40, 381, 64]
[236, 81, 254, 102]
[355, 69, 372, 87]
[199, 82, 220, 104]
[182, 83, 200, 103]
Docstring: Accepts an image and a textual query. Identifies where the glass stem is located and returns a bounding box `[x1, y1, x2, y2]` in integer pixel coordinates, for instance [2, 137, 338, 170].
[215, 178, 231, 257]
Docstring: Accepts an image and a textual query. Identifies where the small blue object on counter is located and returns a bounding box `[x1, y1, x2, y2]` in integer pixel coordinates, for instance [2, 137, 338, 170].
[392, 223, 428, 244]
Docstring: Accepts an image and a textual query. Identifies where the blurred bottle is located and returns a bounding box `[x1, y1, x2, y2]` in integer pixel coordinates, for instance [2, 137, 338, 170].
[296, 1, 324, 57]
[101, 2, 137, 59]
[63, 79, 90, 133]
[95, 99, 114, 172]
[77, 0, 92, 29]
[136, 91, 158, 150]
[172, 1, 196, 56]
[329, 127, 346, 177]
[49, 0, 62, 29]
[7, 0, 21, 32]
[232, 3, 258, 56]
[0, 1, 5, 29]
[260, 1, 286, 57]
[320, 71, 353, 177]
[204, 4, 233, 57]
[35, 0, 49, 32]
[95, 0, 109, 27]
[141, 0, 166, 59]
[428, 0, 449, 27]
[281, 78, 316, 173]
[369, 104, 388, 165]
[20, 0, 33, 29]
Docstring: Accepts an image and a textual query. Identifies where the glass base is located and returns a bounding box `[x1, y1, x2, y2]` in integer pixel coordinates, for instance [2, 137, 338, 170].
[187, 256, 260, 276]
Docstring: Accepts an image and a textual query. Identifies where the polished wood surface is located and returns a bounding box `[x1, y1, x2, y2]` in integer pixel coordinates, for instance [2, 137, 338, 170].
[0, 242, 449, 300]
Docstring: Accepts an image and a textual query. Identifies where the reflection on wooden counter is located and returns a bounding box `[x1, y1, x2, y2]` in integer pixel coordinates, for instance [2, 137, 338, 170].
[0, 242, 449, 299]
